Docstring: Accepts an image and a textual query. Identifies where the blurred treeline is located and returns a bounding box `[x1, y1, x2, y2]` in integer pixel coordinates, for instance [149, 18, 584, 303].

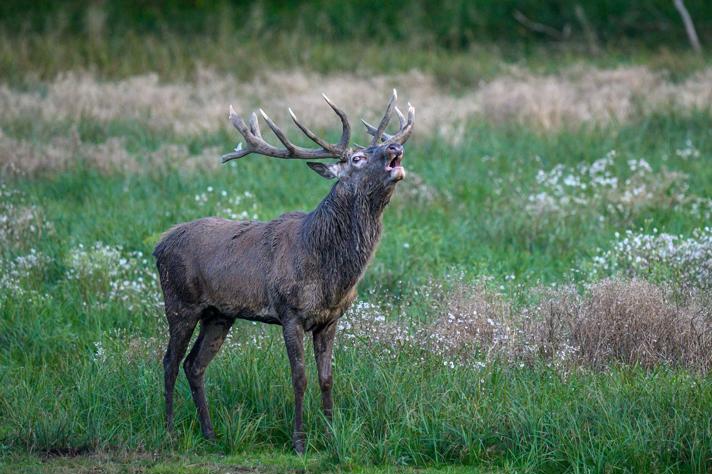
[3, 0, 710, 48]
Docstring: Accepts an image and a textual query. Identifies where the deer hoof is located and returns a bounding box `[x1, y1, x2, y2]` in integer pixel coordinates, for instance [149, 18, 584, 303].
[293, 434, 305, 455]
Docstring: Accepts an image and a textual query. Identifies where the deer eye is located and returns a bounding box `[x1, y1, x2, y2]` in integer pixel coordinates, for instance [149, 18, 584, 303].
[352, 155, 366, 163]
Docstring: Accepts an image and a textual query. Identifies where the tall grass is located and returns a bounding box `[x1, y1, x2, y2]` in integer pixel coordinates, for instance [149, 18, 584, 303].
[1, 104, 711, 470]
[3, 333, 711, 471]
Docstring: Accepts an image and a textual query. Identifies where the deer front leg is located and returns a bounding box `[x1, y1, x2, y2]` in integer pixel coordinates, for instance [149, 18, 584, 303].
[313, 320, 337, 421]
[282, 320, 307, 454]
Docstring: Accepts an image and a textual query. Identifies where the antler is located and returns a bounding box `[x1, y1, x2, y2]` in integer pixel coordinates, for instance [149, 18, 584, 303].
[361, 89, 415, 146]
[221, 94, 351, 163]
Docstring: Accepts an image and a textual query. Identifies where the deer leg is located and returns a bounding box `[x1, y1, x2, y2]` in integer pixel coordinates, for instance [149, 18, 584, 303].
[313, 320, 337, 421]
[282, 321, 307, 454]
[183, 316, 233, 440]
[163, 309, 199, 433]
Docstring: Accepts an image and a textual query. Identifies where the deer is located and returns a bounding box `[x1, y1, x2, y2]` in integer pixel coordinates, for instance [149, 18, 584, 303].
[153, 90, 414, 453]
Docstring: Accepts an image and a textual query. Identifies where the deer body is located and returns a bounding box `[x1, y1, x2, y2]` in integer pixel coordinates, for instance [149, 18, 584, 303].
[155, 182, 389, 329]
[154, 91, 414, 453]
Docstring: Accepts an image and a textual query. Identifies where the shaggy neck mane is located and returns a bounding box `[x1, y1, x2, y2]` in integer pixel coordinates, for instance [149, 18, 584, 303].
[302, 181, 391, 301]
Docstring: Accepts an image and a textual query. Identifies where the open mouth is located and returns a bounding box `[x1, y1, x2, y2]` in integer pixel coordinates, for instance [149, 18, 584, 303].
[385, 154, 403, 171]
[385, 152, 405, 181]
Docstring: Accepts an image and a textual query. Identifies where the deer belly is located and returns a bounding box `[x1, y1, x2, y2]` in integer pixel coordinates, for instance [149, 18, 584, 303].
[214, 301, 281, 325]
[241, 313, 282, 325]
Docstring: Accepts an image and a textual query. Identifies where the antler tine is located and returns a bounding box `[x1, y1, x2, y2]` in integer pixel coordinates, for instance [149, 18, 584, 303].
[248, 112, 261, 136]
[362, 93, 415, 146]
[222, 106, 293, 162]
[289, 108, 339, 155]
[286, 95, 352, 159]
[259, 109, 297, 154]
[221, 105, 268, 162]
[368, 89, 397, 146]
[361, 119, 393, 143]
[321, 94, 351, 153]
[385, 102, 415, 145]
[394, 106, 407, 128]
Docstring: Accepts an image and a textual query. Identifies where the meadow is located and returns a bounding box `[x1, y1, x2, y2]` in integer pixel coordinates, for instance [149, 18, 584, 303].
[1, 6, 712, 472]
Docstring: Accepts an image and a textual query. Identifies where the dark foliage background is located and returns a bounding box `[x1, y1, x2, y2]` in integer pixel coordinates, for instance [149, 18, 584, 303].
[4, 0, 710, 48]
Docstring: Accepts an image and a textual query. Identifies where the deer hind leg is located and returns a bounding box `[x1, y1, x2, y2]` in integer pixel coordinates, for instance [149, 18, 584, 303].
[163, 304, 200, 433]
[183, 314, 233, 440]
[282, 320, 307, 454]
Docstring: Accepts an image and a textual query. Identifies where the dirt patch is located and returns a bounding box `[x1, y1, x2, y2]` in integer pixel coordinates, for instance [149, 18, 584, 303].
[17, 451, 275, 474]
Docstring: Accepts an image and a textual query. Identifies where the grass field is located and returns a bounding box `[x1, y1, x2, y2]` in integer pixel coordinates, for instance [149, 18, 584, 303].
[1, 19, 712, 472]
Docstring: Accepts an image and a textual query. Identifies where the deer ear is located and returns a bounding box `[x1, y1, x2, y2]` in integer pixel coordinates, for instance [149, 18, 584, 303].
[306, 161, 342, 179]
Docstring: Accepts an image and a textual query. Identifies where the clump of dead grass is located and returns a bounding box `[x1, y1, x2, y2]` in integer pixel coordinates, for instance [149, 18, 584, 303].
[0, 129, 222, 175]
[571, 279, 710, 371]
[527, 279, 711, 372]
[2, 65, 711, 141]
[344, 277, 712, 373]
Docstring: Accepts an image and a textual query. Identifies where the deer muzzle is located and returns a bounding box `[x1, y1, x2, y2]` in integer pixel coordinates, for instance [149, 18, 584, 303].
[385, 143, 405, 181]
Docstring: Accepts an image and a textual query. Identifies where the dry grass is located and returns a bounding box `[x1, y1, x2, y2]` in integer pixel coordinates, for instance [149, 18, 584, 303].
[344, 278, 712, 373]
[2, 65, 712, 175]
[570, 279, 711, 371]
[0, 129, 222, 175]
[476, 66, 712, 130]
[1, 65, 711, 136]
[527, 279, 711, 372]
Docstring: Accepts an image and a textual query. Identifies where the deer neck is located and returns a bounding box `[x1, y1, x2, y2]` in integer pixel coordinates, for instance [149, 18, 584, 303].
[303, 182, 391, 300]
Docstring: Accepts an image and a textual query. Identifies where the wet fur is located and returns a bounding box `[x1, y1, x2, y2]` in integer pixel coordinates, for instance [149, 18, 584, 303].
[154, 149, 398, 451]
[154, 182, 392, 329]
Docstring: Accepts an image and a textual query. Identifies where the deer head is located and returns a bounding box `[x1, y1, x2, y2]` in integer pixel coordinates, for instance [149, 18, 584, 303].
[221, 90, 415, 194]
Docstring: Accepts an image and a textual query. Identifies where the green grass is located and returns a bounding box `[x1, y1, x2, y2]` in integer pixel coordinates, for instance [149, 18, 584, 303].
[3, 351, 711, 472]
[2, 21, 712, 88]
[3, 32, 711, 88]
[5, 112, 711, 288]
[3, 3, 712, 467]
[4, 453, 489, 474]
[1, 105, 711, 472]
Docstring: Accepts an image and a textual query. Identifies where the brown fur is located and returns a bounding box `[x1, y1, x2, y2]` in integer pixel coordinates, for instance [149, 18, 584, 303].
[154, 142, 406, 452]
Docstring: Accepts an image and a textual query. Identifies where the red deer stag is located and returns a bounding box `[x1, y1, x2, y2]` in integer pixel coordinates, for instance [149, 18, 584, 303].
[154, 91, 414, 453]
